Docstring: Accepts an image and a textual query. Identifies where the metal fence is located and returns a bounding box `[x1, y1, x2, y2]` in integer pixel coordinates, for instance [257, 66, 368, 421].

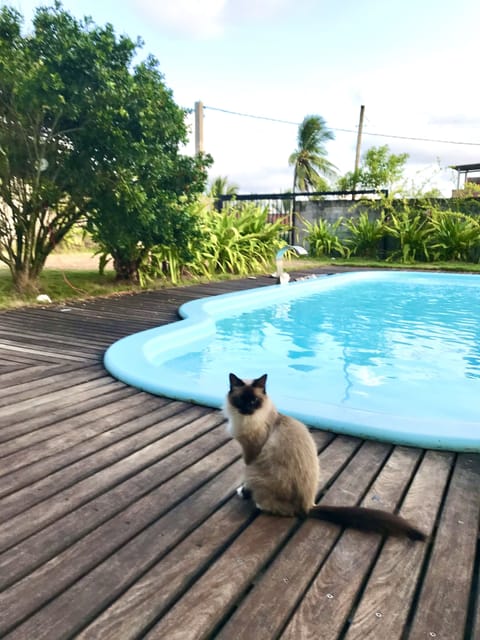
[215, 190, 388, 242]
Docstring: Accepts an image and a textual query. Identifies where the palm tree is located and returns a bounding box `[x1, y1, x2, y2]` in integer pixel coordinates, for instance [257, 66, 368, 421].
[288, 115, 337, 242]
[289, 115, 337, 193]
[208, 175, 239, 199]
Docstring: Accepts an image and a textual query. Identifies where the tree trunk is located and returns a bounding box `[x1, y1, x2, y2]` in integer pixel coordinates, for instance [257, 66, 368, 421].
[112, 255, 141, 283]
[12, 267, 40, 295]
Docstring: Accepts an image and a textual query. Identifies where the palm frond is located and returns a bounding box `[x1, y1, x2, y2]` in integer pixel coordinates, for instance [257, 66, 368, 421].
[291, 115, 337, 191]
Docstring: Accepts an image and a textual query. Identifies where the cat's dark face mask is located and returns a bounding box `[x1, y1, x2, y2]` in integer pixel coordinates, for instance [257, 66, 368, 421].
[228, 373, 267, 415]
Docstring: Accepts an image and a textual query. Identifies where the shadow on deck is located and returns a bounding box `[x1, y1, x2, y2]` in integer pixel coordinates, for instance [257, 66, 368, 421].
[1, 268, 479, 640]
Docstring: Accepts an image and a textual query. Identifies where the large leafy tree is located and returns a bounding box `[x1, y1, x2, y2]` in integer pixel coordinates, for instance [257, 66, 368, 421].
[87, 58, 211, 282]
[288, 115, 337, 193]
[0, 3, 210, 291]
[338, 145, 409, 193]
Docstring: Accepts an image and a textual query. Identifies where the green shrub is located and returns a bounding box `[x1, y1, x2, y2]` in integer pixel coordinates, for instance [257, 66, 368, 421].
[302, 217, 347, 257]
[429, 210, 480, 262]
[194, 202, 288, 275]
[344, 211, 387, 258]
[384, 205, 431, 263]
[138, 200, 289, 284]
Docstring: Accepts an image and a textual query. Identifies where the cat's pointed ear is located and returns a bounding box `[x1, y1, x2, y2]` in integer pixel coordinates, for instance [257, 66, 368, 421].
[229, 373, 245, 389]
[253, 373, 268, 391]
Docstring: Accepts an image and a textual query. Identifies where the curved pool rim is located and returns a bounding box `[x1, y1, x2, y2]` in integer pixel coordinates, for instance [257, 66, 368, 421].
[104, 271, 480, 452]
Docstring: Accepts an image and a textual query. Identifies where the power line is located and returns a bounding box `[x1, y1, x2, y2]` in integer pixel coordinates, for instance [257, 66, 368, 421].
[204, 105, 299, 126]
[204, 105, 480, 147]
[358, 129, 480, 147]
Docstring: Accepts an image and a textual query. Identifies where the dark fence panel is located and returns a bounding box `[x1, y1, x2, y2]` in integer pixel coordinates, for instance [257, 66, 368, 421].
[215, 190, 387, 210]
[215, 191, 389, 243]
[214, 192, 480, 260]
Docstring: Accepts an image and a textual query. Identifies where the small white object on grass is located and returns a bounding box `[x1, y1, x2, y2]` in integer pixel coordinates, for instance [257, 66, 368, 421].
[36, 294, 52, 304]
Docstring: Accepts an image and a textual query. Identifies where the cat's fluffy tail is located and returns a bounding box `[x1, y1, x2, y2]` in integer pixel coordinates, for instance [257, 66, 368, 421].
[309, 505, 426, 541]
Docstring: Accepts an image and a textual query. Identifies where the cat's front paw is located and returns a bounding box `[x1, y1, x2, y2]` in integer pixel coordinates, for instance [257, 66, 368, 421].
[236, 485, 252, 500]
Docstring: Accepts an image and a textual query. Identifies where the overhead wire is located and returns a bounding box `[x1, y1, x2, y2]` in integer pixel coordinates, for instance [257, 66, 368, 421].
[203, 105, 480, 147]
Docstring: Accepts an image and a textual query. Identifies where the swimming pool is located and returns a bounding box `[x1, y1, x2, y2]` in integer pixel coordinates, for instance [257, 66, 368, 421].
[104, 271, 480, 451]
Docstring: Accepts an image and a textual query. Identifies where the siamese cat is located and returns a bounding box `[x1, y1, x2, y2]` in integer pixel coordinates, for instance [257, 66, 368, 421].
[224, 373, 426, 541]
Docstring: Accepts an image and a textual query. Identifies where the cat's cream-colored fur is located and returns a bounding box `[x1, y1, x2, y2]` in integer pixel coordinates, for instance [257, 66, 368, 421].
[225, 383, 318, 515]
[224, 373, 426, 540]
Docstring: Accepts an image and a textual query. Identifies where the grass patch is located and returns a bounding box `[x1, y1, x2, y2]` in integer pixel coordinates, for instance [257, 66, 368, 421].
[0, 267, 253, 310]
[288, 256, 480, 272]
[0, 269, 145, 310]
[1, 257, 479, 311]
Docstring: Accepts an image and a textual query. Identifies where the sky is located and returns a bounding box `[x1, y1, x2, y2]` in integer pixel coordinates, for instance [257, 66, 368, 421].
[9, 0, 480, 195]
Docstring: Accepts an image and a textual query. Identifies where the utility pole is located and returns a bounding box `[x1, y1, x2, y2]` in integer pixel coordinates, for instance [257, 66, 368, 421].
[354, 105, 365, 173]
[353, 104, 365, 199]
[194, 100, 204, 154]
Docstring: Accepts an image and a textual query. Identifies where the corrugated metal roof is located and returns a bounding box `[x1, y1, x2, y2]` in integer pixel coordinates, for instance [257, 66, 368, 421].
[451, 163, 480, 172]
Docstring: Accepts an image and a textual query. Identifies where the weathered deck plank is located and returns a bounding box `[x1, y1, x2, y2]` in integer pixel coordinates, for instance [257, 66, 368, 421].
[0, 408, 226, 556]
[1, 448, 243, 638]
[342, 449, 454, 640]
[1, 270, 479, 640]
[220, 446, 422, 640]
[0, 397, 179, 500]
[0, 383, 136, 442]
[0, 362, 100, 407]
[0, 389, 164, 460]
[0, 376, 122, 428]
[0, 362, 76, 389]
[407, 454, 480, 640]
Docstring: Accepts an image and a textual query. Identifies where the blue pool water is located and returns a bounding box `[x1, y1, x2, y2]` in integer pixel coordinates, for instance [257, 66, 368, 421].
[104, 271, 480, 451]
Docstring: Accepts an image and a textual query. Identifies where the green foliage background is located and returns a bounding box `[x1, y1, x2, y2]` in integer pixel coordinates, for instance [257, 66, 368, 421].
[0, 3, 210, 292]
[137, 199, 288, 285]
[304, 198, 480, 264]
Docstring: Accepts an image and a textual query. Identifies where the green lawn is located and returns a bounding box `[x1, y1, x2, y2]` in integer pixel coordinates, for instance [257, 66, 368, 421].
[1, 257, 479, 311]
[290, 257, 480, 273]
[0, 264, 241, 310]
[0, 269, 144, 310]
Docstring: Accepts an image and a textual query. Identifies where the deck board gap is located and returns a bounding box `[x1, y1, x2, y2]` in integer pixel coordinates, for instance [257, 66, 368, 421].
[399, 453, 459, 639]
[464, 533, 480, 640]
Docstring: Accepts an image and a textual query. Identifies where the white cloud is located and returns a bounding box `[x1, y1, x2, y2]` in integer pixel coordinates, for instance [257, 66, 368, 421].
[224, 0, 289, 21]
[131, 0, 289, 38]
[142, 2, 479, 195]
[133, 0, 227, 38]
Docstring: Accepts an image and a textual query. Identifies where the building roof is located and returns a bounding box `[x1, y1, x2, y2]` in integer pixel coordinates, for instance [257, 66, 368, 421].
[451, 163, 480, 172]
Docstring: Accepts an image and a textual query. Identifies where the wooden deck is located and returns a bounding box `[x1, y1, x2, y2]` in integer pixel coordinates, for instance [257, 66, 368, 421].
[1, 270, 479, 640]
